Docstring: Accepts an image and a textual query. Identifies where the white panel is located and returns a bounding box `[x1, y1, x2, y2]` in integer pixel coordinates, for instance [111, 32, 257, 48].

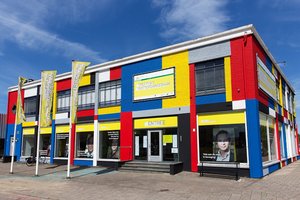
[284, 117, 288, 124]
[269, 108, 276, 118]
[55, 112, 68, 120]
[24, 87, 37, 98]
[232, 100, 246, 110]
[98, 70, 110, 83]
[263, 168, 269, 176]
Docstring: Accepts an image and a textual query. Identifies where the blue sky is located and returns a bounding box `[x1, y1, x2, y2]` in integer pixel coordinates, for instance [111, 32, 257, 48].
[0, 0, 299, 121]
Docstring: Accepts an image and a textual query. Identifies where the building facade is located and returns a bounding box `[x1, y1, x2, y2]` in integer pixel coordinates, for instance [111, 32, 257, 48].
[4, 25, 299, 178]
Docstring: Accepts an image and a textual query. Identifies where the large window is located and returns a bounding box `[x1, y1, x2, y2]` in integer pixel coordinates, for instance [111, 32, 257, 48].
[39, 134, 51, 157]
[78, 85, 95, 110]
[279, 122, 286, 159]
[199, 124, 247, 163]
[55, 133, 69, 157]
[99, 130, 120, 159]
[99, 80, 121, 107]
[260, 113, 277, 162]
[24, 97, 37, 117]
[57, 90, 70, 112]
[76, 132, 94, 158]
[195, 58, 225, 95]
[22, 135, 34, 156]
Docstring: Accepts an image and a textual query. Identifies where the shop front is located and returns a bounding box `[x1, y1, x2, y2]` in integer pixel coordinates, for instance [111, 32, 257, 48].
[54, 125, 69, 163]
[134, 116, 179, 162]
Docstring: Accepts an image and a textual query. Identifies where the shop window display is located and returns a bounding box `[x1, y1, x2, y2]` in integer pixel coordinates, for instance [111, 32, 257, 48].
[39, 134, 51, 157]
[22, 135, 34, 156]
[55, 134, 69, 157]
[99, 131, 119, 159]
[199, 124, 247, 163]
[76, 132, 94, 158]
[162, 128, 178, 162]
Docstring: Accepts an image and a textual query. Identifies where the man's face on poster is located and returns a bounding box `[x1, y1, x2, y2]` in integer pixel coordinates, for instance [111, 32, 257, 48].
[217, 133, 229, 151]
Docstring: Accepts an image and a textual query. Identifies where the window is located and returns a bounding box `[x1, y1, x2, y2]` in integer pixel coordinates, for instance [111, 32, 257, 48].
[195, 58, 225, 95]
[276, 82, 280, 102]
[279, 122, 286, 159]
[260, 113, 277, 162]
[24, 97, 37, 117]
[199, 124, 247, 163]
[57, 90, 70, 112]
[22, 135, 34, 156]
[78, 85, 95, 110]
[39, 134, 51, 157]
[76, 132, 93, 158]
[99, 130, 120, 159]
[282, 87, 286, 109]
[55, 133, 69, 157]
[99, 80, 121, 107]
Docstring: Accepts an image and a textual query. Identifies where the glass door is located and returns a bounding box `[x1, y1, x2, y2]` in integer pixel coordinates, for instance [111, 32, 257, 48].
[148, 130, 162, 162]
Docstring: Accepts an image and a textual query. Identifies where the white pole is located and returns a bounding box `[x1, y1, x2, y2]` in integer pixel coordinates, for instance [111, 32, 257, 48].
[35, 79, 43, 176]
[9, 115, 18, 174]
[67, 79, 73, 179]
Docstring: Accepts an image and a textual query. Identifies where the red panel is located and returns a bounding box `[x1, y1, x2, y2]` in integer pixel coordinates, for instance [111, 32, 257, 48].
[77, 109, 94, 118]
[230, 37, 246, 100]
[120, 112, 133, 161]
[7, 90, 24, 124]
[296, 127, 300, 155]
[281, 160, 286, 167]
[275, 114, 281, 161]
[70, 123, 76, 165]
[283, 109, 288, 118]
[258, 90, 269, 107]
[110, 67, 121, 80]
[56, 78, 71, 91]
[189, 64, 198, 172]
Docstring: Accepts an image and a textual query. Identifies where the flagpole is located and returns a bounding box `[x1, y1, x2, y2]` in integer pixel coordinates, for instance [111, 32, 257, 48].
[9, 109, 18, 174]
[67, 70, 73, 179]
[35, 72, 43, 176]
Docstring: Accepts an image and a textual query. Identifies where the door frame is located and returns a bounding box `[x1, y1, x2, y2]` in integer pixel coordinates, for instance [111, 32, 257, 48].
[147, 130, 162, 162]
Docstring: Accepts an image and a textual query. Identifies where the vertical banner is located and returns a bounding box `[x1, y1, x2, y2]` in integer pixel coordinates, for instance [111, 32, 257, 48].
[70, 61, 90, 123]
[40, 71, 57, 127]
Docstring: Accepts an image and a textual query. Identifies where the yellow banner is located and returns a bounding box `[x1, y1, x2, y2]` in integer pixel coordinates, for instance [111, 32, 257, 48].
[198, 112, 245, 126]
[134, 68, 175, 101]
[16, 77, 27, 124]
[134, 116, 178, 129]
[70, 61, 90, 123]
[99, 121, 120, 131]
[56, 125, 70, 133]
[76, 123, 94, 132]
[40, 70, 57, 127]
[23, 128, 35, 135]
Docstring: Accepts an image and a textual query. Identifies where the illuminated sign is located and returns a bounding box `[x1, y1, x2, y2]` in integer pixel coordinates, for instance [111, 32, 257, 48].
[133, 68, 175, 101]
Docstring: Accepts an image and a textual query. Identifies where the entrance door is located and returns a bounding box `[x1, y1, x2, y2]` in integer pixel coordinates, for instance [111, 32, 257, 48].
[148, 130, 162, 162]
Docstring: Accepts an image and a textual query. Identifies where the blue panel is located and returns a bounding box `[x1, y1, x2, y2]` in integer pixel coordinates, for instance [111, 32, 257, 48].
[98, 113, 120, 121]
[268, 163, 280, 174]
[50, 120, 55, 164]
[15, 124, 23, 160]
[4, 124, 14, 156]
[265, 57, 272, 72]
[282, 123, 288, 159]
[121, 57, 162, 112]
[268, 99, 275, 109]
[74, 159, 93, 166]
[278, 105, 282, 116]
[195, 93, 226, 105]
[246, 99, 263, 178]
[297, 155, 300, 160]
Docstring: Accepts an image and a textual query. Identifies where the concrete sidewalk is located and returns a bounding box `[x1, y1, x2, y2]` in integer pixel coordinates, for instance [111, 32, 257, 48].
[0, 161, 299, 200]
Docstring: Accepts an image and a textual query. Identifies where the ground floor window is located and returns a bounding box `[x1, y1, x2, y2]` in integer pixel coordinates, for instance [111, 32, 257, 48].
[260, 113, 277, 162]
[39, 134, 51, 157]
[55, 134, 69, 157]
[199, 124, 247, 163]
[279, 122, 286, 159]
[162, 128, 178, 161]
[76, 132, 94, 158]
[22, 135, 34, 156]
[134, 130, 147, 160]
[99, 131, 120, 159]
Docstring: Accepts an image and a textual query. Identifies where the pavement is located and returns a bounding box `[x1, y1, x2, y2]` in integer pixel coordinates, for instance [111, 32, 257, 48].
[0, 160, 300, 200]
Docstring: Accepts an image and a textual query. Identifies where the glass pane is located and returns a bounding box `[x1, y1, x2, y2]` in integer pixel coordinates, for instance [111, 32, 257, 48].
[150, 131, 160, 156]
[76, 132, 93, 158]
[55, 134, 69, 157]
[260, 114, 269, 162]
[269, 118, 276, 160]
[162, 128, 178, 162]
[22, 135, 34, 156]
[99, 131, 120, 159]
[134, 130, 147, 160]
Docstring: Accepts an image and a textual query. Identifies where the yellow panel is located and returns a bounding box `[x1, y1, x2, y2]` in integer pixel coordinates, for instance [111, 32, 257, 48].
[22, 121, 36, 127]
[99, 121, 120, 131]
[224, 57, 232, 102]
[198, 112, 245, 126]
[134, 116, 178, 129]
[279, 77, 283, 106]
[76, 123, 94, 132]
[41, 127, 52, 134]
[162, 51, 190, 108]
[23, 128, 35, 135]
[53, 82, 57, 119]
[98, 106, 121, 115]
[56, 125, 70, 133]
[163, 135, 172, 145]
[79, 74, 91, 87]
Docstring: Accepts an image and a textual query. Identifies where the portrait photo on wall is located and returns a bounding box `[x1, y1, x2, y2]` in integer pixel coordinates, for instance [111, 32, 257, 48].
[199, 124, 247, 163]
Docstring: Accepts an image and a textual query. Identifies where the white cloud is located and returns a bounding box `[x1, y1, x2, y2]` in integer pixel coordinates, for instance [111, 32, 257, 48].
[0, 1, 109, 63]
[152, 0, 230, 42]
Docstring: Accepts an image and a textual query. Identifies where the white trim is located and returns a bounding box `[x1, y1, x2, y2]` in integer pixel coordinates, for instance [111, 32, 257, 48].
[232, 100, 246, 110]
[98, 70, 110, 83]
[24, 87, 38, 98]
[55, 113, 68, 120]
[269, 108, 276, 118]
[198, 162, 249, 169]
[196, 115, 200, 166]
[262, 160, 280, 168]
[97, 159, 121, 162]
[244, 111, 250, 165]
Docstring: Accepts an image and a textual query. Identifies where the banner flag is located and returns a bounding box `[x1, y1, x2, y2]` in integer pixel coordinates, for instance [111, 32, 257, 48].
[70, 61, 90, 123]
[40, 71, 57, 127]
[16, 77, 27, 124]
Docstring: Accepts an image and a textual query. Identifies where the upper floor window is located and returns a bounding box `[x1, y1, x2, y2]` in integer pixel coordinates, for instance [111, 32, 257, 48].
[195, 58, 225, 95]
[24, 96, 37, 117]
[78, 85, 95, 110]
[99, 80, 121, 107]
[57, 90, 70, 113]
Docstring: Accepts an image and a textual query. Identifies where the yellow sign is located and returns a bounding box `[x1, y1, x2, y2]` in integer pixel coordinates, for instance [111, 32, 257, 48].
[41, 127, 52, 134]
[134, 68, 175, 101]
[23, 128, 35, 135]
[99, 121, 120, 131]
[76, 124, 94, 132]
[198, 112, 245, 126]
[56, 125, 70, 133]
[134, 116, 178, 129]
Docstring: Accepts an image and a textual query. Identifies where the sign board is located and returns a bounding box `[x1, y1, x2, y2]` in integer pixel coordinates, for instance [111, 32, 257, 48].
[133, 68, 175, 101]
